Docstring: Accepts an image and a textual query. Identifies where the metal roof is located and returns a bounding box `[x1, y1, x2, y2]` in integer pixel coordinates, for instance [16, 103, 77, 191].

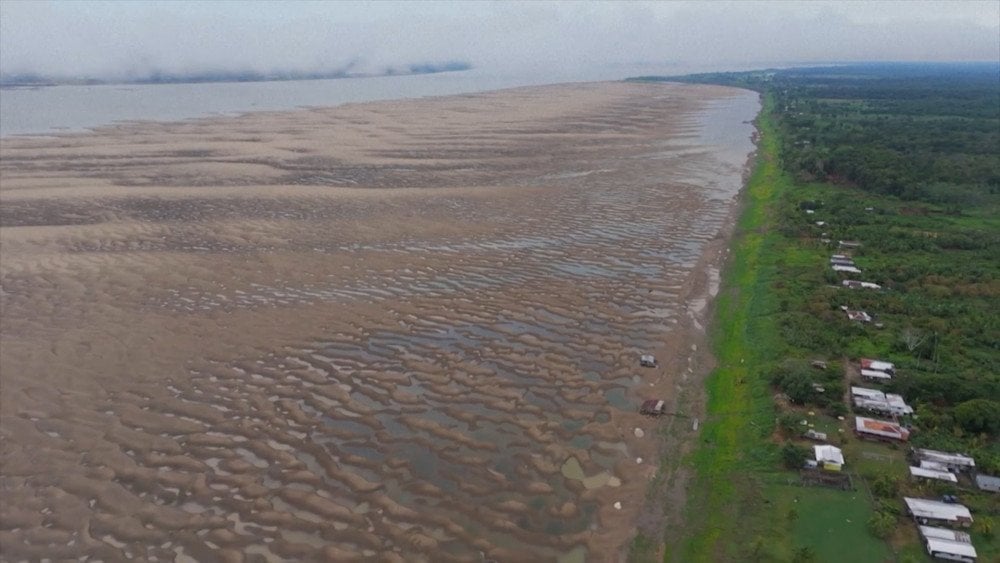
[905, 497, 973, 522]
[925, 538, 977, 559]
[910, 466, 958, 483]
[915, 448, 975, 468]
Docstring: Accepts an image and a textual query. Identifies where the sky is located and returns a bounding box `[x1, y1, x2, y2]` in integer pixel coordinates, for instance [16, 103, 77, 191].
[1, 1, 998, 80]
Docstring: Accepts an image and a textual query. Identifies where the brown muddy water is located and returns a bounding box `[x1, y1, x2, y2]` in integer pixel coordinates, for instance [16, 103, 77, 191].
[0, 82, 758, 561]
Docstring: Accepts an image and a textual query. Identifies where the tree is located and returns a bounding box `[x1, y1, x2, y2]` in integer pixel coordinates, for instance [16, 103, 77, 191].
[871, 474, 899, 498]
[868, 511, 896, 539]
[899, 326, 928, 361]
[792, 546, 817, 563]
[954, 399, 1000, 435]
[782, 443, 810, 469]
[787, 506, 799, 523]
[974, 516, 995, 538]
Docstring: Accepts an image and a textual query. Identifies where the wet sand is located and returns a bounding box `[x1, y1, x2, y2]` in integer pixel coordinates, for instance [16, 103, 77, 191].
[0, 82, 759, 561]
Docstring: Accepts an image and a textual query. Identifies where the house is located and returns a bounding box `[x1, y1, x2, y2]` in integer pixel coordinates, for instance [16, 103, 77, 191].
[833, 264, 863, 274]
[851, 386, 913, 415]
[974, 474, 1000, 493]
[910, 466, 958, 484]
[918, 526, 977, 562]
[846, 310, 872, 323]
[860, 359, 895, 374]
[860, 369, 892, 381]
[913, 449, 976, 473]
[814, 445, 845, 470]
[639, 354, 657, 368]
[904, 497, 973, 527]
[839, 240, 862, 249]
[855, 416, 910, 442]
[842, 280, 882, 290]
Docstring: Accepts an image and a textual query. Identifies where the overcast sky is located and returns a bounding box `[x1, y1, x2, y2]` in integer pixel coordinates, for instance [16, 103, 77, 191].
[1, 1, 997, 80]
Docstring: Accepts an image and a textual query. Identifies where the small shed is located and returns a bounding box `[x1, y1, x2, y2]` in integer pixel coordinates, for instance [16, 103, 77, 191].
[639, 354, 657, 368]
[860, 358, 895, 374]
[842, 280, 881, 290]
[975, 474, 1000, 493]
[833, 264, 863, 274]
[846, 310, 872, 323]
[814, 445, 845, 470]
[640, 399, 667, 416]
[860, 369, 892, 381]
[803, 429, 827, 441]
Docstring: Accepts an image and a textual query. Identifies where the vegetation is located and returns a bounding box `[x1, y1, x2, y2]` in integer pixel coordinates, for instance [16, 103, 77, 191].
[629, 63, 999, 562]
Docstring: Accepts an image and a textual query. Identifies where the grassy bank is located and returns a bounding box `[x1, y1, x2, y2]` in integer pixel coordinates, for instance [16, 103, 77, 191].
[667, 93, 785, 561]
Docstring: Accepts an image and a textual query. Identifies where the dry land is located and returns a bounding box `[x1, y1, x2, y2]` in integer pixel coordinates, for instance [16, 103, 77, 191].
[0, 82, 758, 561]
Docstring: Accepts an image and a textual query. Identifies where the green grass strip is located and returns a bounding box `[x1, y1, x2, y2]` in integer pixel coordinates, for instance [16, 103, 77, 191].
[670, 93, 786, 561]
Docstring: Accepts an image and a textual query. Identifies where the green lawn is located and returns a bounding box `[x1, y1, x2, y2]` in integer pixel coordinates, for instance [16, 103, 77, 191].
[785, 485, 891, 563]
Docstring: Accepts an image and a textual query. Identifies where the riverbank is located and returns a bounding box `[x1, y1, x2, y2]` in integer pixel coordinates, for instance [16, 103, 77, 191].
[629, 94, 783, 562]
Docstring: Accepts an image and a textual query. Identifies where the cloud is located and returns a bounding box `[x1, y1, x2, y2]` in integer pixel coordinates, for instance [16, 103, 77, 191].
[1, 0, 997, 81]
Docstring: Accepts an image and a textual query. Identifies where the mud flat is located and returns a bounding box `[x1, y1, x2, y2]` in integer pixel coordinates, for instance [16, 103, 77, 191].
[0, 82, 758, 561]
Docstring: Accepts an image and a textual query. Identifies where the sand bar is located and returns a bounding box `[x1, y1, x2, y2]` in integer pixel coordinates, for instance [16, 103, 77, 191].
[0, 82, 758, 561]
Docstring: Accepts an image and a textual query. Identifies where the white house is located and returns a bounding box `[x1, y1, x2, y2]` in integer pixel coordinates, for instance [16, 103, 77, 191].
[913, 449, 976, 473]
[909, 466, 958, 484]
[919, 525, 977, 562]
[814, 445, 845, 470]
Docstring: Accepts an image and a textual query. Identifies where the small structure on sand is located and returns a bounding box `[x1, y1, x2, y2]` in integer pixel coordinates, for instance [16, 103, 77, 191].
[639, 354, 657, 368]
[639, 399, 667, 416]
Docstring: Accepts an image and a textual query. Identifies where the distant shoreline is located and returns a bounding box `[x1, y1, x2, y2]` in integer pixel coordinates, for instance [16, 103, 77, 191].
[0, 62, 473, 89]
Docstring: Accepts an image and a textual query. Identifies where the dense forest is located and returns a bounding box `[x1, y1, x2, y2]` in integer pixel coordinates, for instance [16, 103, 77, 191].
[630, 64, 999, 561]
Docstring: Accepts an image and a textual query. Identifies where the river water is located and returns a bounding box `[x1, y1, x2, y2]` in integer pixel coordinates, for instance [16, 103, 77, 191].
[0, 64, 770, 136]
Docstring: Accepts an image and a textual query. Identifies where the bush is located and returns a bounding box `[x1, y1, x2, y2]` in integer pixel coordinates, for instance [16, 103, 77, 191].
[871, 474, 899, 498]
[781, 443, 810, 469]
[954, 399, 1000, 435]
[868, 511, 897, 539]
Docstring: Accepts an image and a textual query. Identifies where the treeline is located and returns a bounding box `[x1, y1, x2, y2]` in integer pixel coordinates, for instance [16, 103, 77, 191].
[634, 64, 1000, 467]
[632, 63, 1000, 206]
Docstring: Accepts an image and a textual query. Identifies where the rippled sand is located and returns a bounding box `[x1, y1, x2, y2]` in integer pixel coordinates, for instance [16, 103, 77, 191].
[0, 82, 758, 561]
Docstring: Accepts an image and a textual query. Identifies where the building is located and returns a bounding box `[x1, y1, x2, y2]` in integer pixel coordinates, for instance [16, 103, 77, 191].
[839, 240, 862, 249]
[833, 264, 863, 274]
[846, 310, 872, 323]
[851, 386, 913, 415]
[639, 354, 657, 368]
[918, 526, 977, 562]
[855, 416, 910, 442]
[860, 359, 895, 374]
[913, 449, 976, 473]
[910, 466, 958, 484]
[860, 369, 892, 382]
[904, 497, 973, 527]
[974, 474, 1000, 493]
[814, 445, 844, 470]
[842, 280, 881, 290]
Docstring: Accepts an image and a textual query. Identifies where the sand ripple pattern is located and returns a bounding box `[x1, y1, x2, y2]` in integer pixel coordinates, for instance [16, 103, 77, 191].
[0, 83, 758, 561]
